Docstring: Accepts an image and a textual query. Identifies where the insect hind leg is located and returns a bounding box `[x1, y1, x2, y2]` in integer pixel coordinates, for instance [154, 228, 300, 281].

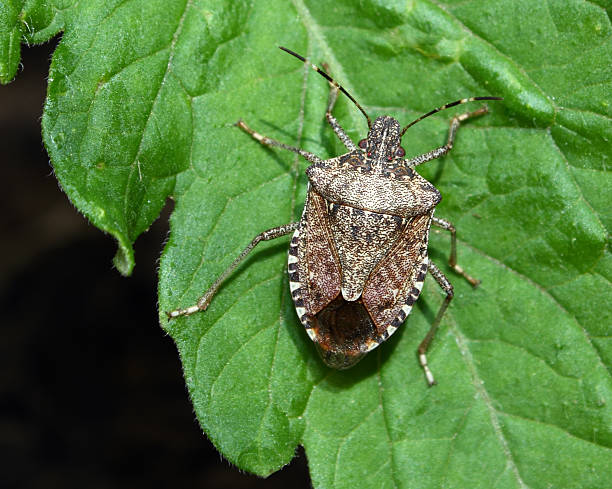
[417, 261, 454, 386]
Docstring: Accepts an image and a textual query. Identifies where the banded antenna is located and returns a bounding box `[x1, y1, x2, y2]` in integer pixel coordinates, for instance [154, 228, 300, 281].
[279, 47, 502, 135]
[279, 46, 372, 129]
[401, 96, 503, 136]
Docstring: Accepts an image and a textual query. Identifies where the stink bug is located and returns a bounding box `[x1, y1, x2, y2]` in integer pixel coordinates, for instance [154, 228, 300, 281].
[168, 47, 502, 385]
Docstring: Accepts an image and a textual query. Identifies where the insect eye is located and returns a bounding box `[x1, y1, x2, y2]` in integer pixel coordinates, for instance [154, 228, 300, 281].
[387, 155, 393, 161]
[358, 139, 367, 149]
[396, 147, 405, 158]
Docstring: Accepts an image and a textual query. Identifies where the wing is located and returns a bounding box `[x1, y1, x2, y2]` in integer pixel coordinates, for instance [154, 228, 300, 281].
[288, 187, 342, 328]
[362, 211, 433, 342]
[288, 187, 433, 368]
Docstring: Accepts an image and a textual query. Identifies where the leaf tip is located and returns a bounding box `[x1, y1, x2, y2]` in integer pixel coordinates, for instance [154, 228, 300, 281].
[112, 241, 135, 276]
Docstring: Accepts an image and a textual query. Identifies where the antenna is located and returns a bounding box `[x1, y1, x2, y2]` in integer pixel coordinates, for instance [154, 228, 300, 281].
[279, 46, 372, 129]
[400, 96, 503, 136]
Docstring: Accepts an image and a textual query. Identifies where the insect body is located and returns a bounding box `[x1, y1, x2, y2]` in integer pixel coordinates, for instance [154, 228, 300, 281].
[168, 47, 501, 385]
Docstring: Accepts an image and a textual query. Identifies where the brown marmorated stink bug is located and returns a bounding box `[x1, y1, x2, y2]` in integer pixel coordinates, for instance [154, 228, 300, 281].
[168, 47, 502, 385]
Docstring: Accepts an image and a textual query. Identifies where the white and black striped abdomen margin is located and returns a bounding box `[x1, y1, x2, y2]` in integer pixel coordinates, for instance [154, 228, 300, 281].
[287, 227, 316, 340]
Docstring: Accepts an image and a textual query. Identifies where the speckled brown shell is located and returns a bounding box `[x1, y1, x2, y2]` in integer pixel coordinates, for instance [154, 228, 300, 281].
[288, 148, 440, 369]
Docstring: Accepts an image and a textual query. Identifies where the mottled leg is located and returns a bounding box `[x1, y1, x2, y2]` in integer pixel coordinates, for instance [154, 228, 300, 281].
[418, 261, 454, 386]
[405, 106, 489, 168]
[432, 216, 480, 287]
[167, 222, 300, 319]
[235, 120, 322, 165]
[322, 64, 356, 151]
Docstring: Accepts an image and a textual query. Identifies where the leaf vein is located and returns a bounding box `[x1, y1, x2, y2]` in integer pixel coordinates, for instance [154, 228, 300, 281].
[450, 320, 530, 488]
[496, 409, 612, 449]
[332, 407, 380, 488]
[377, 351, 399, 489]
[464, 242, 611, 398]
[200, 275, 283, 397]
[124, 0, 193, 226]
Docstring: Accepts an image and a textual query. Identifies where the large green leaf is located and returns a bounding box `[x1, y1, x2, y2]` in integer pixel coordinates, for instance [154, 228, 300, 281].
[3, 0, 611, 487]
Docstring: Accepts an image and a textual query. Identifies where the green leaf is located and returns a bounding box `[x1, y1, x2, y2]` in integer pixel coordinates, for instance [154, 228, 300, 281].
[3, 0, 611, 487]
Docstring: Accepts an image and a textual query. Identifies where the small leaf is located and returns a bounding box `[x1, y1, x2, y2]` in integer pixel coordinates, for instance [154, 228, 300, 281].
[2, 0, 611, 487]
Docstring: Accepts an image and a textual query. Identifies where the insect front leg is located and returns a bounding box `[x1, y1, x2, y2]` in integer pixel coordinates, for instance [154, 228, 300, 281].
[167, 222, 299, 319]
[418, 261, 454, 386]
[405, 106, 490, 168]
[322, 64, 357, 151]
[432, 216, 480, 287]
[235, 120, 322, 164]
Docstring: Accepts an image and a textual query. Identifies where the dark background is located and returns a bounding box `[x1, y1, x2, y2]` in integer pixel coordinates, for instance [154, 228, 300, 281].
[0, 40, 310, 489]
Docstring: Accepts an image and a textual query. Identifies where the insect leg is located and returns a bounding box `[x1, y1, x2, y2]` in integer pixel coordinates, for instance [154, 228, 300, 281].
[235, 120, 322, 165]
[432, 217, 480, 287]
[404, 106, 490, 168]
[417, 261, 454, 386]
[321, 63, 357, 151]
[167, 222, 300, 319]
